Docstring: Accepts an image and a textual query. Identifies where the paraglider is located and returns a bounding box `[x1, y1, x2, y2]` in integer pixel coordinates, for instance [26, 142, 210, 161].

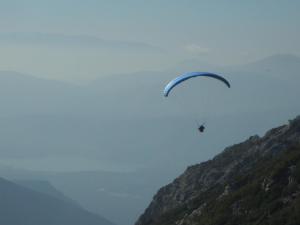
[163, 72, 230, 133]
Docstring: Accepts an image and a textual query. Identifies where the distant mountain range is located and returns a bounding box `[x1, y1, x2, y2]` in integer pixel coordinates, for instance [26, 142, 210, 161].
[236, 54, 300, 77]
[0, 54, 299, 225]
[0, 54, 299, 165]
[0, 176, 114, 225]
[135, 115, 300, 225]
[0, 32, 162, 52]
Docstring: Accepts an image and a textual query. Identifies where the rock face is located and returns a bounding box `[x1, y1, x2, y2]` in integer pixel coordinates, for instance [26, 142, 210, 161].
[135, 116, 300, 225]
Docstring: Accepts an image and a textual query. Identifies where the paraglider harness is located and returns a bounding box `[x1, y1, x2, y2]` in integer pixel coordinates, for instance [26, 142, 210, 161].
[198, 123, 205, 133]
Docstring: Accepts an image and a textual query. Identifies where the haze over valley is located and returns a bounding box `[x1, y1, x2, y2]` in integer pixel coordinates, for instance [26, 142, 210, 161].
[0, 1, 299, 224]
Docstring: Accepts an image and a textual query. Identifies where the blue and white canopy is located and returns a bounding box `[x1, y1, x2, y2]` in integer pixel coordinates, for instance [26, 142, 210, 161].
[163, 72, 230, 97]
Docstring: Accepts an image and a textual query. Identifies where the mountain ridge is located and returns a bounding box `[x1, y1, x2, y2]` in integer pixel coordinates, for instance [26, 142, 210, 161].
[135, 115, 300, 225]
[0, 176, 114, 225]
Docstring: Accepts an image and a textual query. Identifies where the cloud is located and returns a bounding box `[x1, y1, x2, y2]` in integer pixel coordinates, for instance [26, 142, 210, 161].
[184, 44, 210, 54]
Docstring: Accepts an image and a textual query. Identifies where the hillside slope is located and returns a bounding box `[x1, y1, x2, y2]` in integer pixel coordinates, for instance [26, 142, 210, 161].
[136, 116, 300, 225]
[0, 177, 114, 225]
[14, 179, 79, 205]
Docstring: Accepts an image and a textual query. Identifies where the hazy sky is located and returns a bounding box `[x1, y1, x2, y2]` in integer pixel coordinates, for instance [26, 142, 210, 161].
[0, 0, 299, 82]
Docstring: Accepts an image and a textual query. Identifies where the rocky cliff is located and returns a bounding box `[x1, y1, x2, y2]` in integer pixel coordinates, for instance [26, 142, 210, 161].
[136, 116, 300, 225]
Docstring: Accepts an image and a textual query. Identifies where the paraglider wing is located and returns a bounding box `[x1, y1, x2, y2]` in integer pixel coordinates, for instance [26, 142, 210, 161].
[163, 72, 230, 97]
